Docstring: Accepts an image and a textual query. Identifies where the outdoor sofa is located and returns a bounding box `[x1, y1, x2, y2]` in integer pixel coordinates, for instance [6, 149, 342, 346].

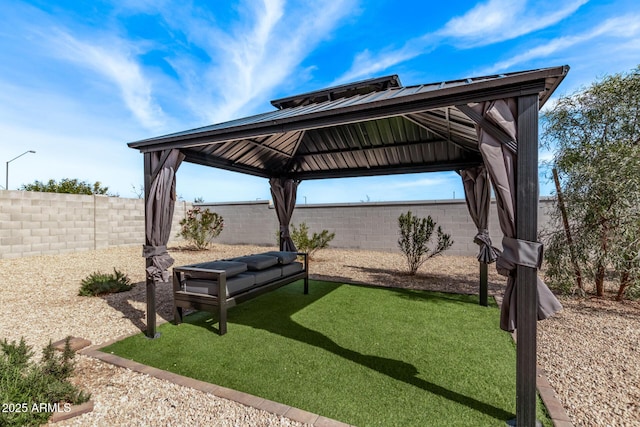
[172, 251, 308, 335]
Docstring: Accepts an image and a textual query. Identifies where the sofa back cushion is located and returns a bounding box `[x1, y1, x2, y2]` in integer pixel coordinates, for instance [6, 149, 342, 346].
[232, 254, 279, 271]
[186, 260, 247, 279]
[262, 251, 298, 265]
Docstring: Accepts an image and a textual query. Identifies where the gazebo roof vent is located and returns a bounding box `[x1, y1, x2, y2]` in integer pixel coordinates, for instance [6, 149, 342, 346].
[270, 74, 402, 110]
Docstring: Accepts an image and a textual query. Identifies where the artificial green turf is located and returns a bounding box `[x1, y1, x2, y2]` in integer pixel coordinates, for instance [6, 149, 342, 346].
[103, 280, 552, 426]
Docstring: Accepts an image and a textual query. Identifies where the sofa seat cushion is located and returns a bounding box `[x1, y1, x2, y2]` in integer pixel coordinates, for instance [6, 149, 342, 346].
[184, 273, 256, 297]
[281, 262, 304, 276]
[185, 261, 247, 279]
[262, 251, 298, 265]
[247, 267, 283, 285]
[232, 254, 279, 271]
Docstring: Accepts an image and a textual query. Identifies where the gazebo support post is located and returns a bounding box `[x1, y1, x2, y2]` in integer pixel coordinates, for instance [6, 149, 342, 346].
[479, 262, 488, 307]
[515, 93, 540, 426]
[143, 152, 157, 339]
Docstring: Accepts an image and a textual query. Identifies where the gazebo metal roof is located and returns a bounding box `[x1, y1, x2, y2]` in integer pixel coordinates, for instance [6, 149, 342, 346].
[128, 66, 568, 180]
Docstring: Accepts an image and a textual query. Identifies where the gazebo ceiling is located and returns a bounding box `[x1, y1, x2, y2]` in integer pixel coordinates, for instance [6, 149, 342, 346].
[128, 66, 569, 180]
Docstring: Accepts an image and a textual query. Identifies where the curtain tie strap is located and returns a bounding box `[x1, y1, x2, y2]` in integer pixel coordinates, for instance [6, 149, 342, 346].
[279, 225, 291, 236]
[142, 245, 173, 283]
[497, 236, 543, 277]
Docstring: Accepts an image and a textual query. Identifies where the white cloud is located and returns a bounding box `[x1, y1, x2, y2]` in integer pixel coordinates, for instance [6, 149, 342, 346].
[436, 0, 526, 41]
[437, 0, 588, 47]
[480, 13, 640, 74]
[333, 42, 430, 85]
[47, 30, 166, 131]
[158, 0, 357, 124]
[337, 0, 588, 83]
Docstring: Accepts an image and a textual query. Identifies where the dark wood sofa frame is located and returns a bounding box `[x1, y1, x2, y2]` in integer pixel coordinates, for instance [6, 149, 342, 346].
[172, 253, 309, 335]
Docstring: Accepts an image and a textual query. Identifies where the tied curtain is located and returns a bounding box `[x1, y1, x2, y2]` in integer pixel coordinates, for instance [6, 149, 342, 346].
[270, 177, 300, 252]
[467, 99, 562, 332]
[143, 149, 185, 283]
[460, 165, 500, 264]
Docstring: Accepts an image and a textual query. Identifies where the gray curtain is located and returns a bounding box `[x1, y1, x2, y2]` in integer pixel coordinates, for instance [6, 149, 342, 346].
[269, 177, 299, 251]
[143, 149, 185, 283]
[469, 99, 562, 332]
[460, 165, 499, 264]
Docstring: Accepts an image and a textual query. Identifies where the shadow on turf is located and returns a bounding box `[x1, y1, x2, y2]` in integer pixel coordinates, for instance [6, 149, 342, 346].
[101, 280, 173, 332]
[343, 264, 503, 294]
[190, 280, 513, 422]
[311, 276, 489, 307]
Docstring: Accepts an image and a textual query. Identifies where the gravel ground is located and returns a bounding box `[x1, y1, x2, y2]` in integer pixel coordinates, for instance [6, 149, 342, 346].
[0, 244, 638, 426]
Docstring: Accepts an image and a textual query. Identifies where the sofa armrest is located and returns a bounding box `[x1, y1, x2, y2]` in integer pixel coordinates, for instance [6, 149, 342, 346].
[297, 252, 308, 265]
[174, 266, 227, 277]
[173, 266, 228, 297]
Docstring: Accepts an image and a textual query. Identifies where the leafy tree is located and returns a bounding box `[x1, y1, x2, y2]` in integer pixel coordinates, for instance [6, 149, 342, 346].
[397, 211, 452, 275]
[542, 66, 640, 299]
[20, 178, 116, 196]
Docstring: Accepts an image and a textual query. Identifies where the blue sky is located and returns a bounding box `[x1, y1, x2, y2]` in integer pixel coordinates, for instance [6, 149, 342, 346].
[1, 0, 639, 203]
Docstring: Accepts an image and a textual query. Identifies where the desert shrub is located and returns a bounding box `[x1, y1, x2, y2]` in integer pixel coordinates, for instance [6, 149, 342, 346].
[290, 222, 335, 259]
[397, 211, 453, 275]
[0, 337, 90, 427]
[177, 207, 224, 250]
[79, 268, 133, 296]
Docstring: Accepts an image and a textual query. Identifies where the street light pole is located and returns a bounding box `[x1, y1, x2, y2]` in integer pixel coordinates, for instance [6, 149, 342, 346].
[5, 150, 36, 190]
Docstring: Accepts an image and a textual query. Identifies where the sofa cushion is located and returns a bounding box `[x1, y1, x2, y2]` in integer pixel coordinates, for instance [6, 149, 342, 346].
[184, 273, 256, 297]
[248, 267, 283, 285]
[185, 260, 247, 279]
[262, 251, 298, 265]
[232, 254, 279, 271]
[281, 261, 304, 276]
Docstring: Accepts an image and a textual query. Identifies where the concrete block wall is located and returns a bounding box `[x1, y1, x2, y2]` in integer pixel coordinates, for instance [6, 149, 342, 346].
[0, 189, 553, 259]
[0, 190, 190, 259]
[196, 201, 280, 247]
[292, 200, 493, 256]
[200, 198, 554, 257]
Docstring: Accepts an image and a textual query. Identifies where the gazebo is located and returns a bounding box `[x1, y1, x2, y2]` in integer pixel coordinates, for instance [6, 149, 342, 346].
[128, 65, 568, 426]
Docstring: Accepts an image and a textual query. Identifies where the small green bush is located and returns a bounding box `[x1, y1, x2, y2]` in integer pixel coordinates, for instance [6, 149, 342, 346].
[290, 222, 335, 259]
[177, 207, 224, 250]
[0, 337, 90, 427]
[78, 268, 133, 296]
[398, 211, 453, 275]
